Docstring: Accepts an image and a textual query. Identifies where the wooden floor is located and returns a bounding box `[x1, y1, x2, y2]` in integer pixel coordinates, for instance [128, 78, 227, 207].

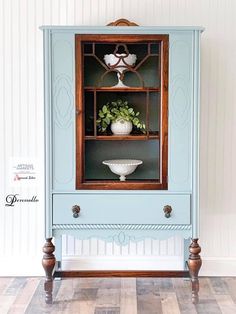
[1, 277, 236, 314]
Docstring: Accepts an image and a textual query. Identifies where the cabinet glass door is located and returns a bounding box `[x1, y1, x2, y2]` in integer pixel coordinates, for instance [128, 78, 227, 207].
[75, 35, 168, 189]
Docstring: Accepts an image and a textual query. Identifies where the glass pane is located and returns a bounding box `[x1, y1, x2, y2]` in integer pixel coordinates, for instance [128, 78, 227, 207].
[149, 92, 160, 134]
[84, 43, 93, 54]
[85, 92, 94, 135]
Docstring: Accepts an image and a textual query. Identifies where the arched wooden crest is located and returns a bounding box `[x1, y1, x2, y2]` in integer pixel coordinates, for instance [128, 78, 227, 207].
[107, 18, 138, 26]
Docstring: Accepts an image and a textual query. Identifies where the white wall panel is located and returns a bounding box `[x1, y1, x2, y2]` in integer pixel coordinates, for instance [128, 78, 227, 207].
[1, 0, 236, 275]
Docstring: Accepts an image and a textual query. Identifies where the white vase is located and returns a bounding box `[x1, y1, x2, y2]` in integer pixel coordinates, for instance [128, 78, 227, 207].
[111, 120, 132, 135]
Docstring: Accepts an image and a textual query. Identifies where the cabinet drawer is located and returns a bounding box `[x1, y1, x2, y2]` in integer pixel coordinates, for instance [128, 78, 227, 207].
[52, 194, 190, 225]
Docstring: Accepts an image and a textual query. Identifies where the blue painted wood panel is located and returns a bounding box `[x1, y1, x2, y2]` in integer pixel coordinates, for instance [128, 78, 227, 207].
[52, 33, 75, 190]
[52, 193, 190, 225]
[168, 32, 193, 191]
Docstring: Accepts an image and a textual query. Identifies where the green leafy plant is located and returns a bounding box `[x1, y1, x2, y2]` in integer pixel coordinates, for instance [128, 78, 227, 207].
[96, 99, 146, 133]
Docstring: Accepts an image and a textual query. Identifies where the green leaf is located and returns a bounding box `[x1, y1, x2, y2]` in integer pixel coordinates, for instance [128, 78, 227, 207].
[105, 117, 110, 125]
[101, 120, 107, 128]
[102, 105, 107, 114]
[123, 109, 129, 115]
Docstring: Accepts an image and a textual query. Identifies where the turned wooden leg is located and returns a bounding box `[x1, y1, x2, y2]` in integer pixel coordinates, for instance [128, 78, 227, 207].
[188, 238, 202, 304]
[42, 238, 56, 304]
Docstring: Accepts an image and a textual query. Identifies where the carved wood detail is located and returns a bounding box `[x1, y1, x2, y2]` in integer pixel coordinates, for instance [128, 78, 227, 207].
[42, 238, 56, 304]
[53, 75, 74, 129]
[107, 18, 138, 26]
[188, 238, 202, 304]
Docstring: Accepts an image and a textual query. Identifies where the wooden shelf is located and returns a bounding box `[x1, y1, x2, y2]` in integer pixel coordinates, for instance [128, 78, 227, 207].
[84, 179, 159, 183]
[85, 133, 159, 141]
[84, 87, 160, 92]
[77, 179, 167, 190]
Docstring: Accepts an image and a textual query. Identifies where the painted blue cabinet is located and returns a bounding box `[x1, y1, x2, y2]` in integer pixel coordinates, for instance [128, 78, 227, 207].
[41, 20, 204, 304]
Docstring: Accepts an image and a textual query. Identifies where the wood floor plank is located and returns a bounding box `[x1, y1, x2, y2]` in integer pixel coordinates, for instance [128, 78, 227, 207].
[98, 278, 121, 289]
[94, 279, 121, 314]
[7, 277, 40, 314]
[172, 278, 197, 314]
[78, 278, 105, 289]
[67, 301, 97, 314]
[158, 278, 174, 292]
[209, 278, 229, 295]
[137, 278, 162, 314]
[215, 294, 236, 314]
[3, 277, 27, 296]
[195, 298, 222, 314]
[66, 298, 98, 314]
[0, 296, 17, 314]
[25, 278, 61, 314]
[51, 279, 75, 314]
[224, 278, 236, 304]
[160, 292, 181, 314]
[95, 287, 120, 308]
[0, 278, 27, 314]
[0, 278, 13, 294]
[94, 307, 120, 314]
[64, 278, 98, 314]
[194, 278, 223, 314]
[120, 278, 137, 314]
[198, 278, 214, 299]
[137, 278, 159, 296]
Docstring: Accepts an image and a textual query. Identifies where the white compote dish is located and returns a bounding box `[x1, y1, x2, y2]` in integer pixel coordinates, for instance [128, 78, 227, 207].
[102, 159, 143, 181]
[104, 53, 137, 87]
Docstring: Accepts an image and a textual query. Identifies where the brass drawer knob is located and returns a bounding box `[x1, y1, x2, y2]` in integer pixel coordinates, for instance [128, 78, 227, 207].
[72, 205, 80, 218]
[163, 205, 172, 218]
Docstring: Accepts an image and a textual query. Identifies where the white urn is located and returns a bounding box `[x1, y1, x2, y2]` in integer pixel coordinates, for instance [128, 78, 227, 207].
[104, 53, 137, 88]
[111, 119, 132, 135]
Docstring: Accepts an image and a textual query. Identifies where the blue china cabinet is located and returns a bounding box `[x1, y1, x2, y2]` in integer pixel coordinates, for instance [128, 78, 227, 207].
[41, 19, 204, 304]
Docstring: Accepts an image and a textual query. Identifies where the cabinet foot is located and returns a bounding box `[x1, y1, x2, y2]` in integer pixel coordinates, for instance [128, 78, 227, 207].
[42, 238, 56, 304]
[188, 238, 202, 304]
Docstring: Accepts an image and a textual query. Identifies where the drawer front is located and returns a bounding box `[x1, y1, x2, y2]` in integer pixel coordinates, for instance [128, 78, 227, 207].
[53, 194, 190, 225]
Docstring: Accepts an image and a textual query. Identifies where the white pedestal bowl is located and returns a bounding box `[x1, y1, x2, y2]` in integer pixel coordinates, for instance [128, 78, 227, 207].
[102, 159, 143, 181]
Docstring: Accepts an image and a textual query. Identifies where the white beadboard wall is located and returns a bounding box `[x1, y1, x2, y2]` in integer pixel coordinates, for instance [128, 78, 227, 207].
[1, 0, 236, 276]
